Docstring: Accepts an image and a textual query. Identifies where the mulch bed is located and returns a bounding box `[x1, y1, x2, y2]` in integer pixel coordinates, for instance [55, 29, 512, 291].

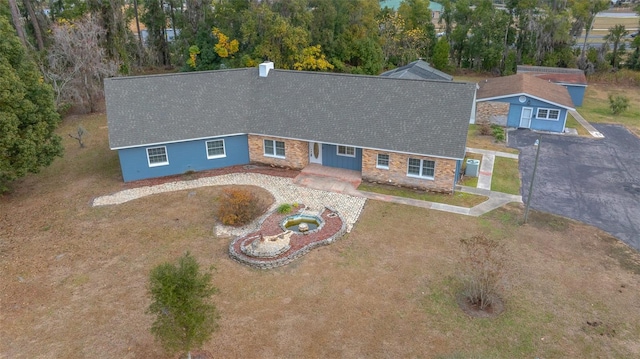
[230, 205, 344, 266]
[122, 164, 300, 189]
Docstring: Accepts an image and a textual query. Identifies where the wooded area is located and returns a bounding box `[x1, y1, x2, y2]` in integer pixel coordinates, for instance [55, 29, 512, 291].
[4, 0, 640, 110]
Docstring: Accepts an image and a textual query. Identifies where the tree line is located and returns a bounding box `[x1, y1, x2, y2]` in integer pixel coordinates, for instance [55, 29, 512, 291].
[6, 0, 640, 107]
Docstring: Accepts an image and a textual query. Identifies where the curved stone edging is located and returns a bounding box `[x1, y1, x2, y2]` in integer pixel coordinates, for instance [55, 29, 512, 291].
[228, 207, 347, 270]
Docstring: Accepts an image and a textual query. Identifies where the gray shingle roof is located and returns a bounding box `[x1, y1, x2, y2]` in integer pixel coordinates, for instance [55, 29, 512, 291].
[380, 60, 453, 81]
[105, 68, 476, 159]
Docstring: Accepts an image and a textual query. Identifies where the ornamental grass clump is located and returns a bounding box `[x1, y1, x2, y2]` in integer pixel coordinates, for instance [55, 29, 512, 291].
[459, 235, 507, 311]
[277, 203, 293, 214]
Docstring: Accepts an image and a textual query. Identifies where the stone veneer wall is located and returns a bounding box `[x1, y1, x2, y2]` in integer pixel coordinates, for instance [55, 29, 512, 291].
[476, 101, 509, 124]
[248, 135, 309, 169]
[361, 149, 457, 193]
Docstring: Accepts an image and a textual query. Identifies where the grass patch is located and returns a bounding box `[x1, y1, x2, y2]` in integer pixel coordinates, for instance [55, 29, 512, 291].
[358, 182, 488, 207]
[460, 152, 482, 187]
[467, 124, 520, 154]
[564, 113, 591, 136]
[579, 81, 640, 136]
[491, 157, 520, 195]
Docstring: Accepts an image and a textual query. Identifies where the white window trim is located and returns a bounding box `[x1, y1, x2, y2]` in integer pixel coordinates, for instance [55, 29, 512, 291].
[376, 153, 389, 169]
[336, 145, 356, 158]
[205, 139, 226, 159]
[147, 146, 169, 167]
[406, 158, 435, 180]
[264, 139, 286, 159]
[536, 108, 560, 121]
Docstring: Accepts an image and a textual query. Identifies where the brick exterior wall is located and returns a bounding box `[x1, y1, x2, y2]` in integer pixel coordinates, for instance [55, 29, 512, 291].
[248, 135, 309, 169]
[361, 149, 457, 193]
[476, 101, 509, 125]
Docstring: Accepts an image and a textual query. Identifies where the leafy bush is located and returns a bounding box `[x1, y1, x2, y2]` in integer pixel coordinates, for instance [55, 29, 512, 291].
[459, 235, 507, 311]
[277, 203, 292, 214]
[608, 94, 629, 115]
[216, 188, 268, 226]
[491, 125, 505, 142]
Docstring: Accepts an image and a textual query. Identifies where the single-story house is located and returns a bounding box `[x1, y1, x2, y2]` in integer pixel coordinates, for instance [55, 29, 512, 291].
[476, 73, 575, 133]
[104, 62, 477, 193]
[517, 65, 587, 106]
[380, 60, 453, 81]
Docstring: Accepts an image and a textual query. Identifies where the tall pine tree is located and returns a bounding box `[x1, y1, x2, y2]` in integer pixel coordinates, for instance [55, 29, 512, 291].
[0, 14, 63, 192]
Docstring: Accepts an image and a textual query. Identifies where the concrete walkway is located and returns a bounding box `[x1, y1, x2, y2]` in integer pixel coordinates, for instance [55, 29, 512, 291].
[465, 147, 519, 192]
[569, 110, 605, 138]
[293, 152, 523, 217]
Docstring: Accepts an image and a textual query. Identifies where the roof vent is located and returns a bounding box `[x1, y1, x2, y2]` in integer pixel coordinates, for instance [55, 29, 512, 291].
[259, 61, 274, 77]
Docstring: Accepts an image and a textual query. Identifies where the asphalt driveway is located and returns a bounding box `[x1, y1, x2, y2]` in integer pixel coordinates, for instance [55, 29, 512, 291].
[509, 124, 640, 251]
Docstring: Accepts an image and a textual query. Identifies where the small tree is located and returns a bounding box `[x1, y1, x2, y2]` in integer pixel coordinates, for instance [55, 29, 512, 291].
[609, 94, 630, 115]
[431, 36, 451, 71]
[459, 235, 507, 311]
[148, 252, 219, 359]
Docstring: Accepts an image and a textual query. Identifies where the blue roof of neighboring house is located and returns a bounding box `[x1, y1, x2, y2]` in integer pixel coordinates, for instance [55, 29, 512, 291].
[380, 0, 443, 12]
[104, 67, 476, 159]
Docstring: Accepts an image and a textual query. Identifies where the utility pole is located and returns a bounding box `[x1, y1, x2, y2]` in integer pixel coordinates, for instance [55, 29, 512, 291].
[524, 134, 541, 224]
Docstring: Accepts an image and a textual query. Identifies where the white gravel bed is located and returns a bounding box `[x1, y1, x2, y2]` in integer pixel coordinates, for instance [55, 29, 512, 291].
[92, 173, 367, 236]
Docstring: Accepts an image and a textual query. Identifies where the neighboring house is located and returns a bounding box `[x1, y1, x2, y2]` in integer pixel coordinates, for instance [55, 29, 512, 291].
[476, 73, 575, 133]
[517, 65, 587, 106]
[104, 62, 477, 193]
[380, 0, 444, 22]
[380, 60, 453, 81]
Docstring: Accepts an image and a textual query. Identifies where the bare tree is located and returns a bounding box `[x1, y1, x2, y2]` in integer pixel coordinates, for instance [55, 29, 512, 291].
[42, 15, 119, 112]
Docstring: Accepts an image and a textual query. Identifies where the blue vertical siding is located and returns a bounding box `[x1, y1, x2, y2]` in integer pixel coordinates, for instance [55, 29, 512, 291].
[499, 96, 568, 133]
[117, 135, 250, 182]
[565, 85, 585, 107]
[321, 144, 362, 171]
[454, 159, 462, 188]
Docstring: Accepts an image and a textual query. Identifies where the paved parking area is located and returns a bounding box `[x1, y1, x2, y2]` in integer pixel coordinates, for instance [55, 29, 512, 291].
[509, 125, 640, 251]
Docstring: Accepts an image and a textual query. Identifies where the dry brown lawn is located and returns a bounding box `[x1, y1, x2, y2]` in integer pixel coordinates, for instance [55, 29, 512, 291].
[2, 113, 640, 358]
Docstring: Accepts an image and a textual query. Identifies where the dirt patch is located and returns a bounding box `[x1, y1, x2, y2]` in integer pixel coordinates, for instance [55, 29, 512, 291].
[456, 295, 505, 318]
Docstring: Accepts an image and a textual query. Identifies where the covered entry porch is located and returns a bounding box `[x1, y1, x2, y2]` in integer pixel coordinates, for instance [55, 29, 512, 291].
[293, 163, 362, 195]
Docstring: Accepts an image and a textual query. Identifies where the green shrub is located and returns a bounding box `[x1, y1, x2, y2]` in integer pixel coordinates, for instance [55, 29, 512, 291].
[216, 188, 268, 226]
[277, 203, 292, 214]
[491, 126, 505, 142]
[608, 94, 629, 115]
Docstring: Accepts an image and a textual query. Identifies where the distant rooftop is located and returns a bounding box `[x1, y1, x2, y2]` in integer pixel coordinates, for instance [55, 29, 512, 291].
[517, 65, 587, 85]
[380, 60, 453, 81]
[380, 0, 443, 12]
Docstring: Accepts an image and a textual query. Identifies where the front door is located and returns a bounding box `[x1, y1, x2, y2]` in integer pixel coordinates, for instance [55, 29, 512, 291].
[309, 142, 322, 164]
[520, 107, 533, 128]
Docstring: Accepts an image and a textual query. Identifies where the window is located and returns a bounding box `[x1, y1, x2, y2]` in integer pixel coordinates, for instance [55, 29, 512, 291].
[376, 153, 389, 169]
[264, 139, 285, 158]
[537, 108, 560, 120]
[206, 139, 226, 159]
[407, 158, 435, 179]
[337, 145, 356, 157]
[147, 146, 168, 167]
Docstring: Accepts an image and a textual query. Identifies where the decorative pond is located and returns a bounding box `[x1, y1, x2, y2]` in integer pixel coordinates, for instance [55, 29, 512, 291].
[229, 205, 346, 269]
[281, 214, 323, 233]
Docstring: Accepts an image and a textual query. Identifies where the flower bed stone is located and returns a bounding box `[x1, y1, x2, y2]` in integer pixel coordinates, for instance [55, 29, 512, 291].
[229, 205, 346, 269]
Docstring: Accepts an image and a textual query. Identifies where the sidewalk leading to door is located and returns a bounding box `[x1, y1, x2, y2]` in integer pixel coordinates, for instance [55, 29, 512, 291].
[569, 110, 605, 138]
